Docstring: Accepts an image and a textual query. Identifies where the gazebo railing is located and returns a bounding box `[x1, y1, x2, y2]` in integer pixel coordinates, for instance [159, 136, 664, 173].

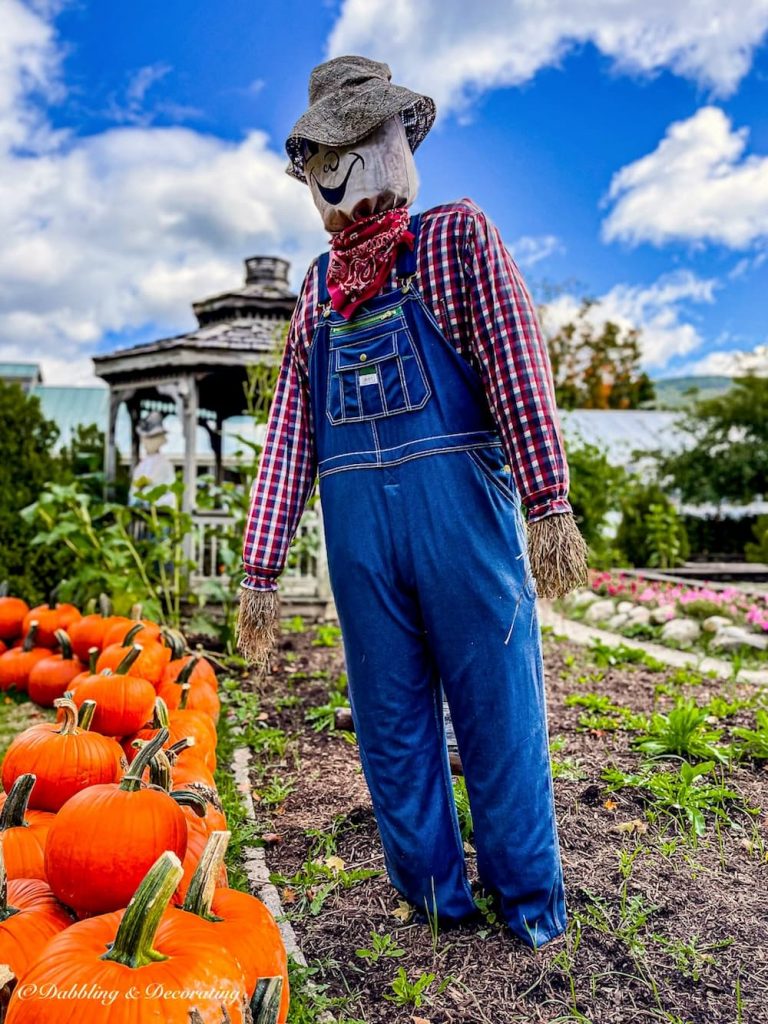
[188, 507, 330, 602]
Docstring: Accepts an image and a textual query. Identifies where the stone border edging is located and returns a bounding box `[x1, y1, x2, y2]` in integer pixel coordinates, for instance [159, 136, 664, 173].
[231, 746, 307, 965]
[539, 601, 768, 687]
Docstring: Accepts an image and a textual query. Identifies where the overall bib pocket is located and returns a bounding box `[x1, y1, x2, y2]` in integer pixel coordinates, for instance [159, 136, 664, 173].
[326, 304, 432, 425]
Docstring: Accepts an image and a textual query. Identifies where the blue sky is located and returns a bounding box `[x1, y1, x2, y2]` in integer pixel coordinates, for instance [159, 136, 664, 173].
[1, 0, 767, 383]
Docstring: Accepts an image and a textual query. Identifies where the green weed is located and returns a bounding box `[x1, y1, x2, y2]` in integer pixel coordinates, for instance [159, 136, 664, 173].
[633, 698, 729, 763]
[732, 709, 768, 760]
[272, 859, 381, 918]
[354, 931, 406, 962]
[383, 968, 438, 1008]
[602, 760, 750, 840]
[312, 624, 342, 647]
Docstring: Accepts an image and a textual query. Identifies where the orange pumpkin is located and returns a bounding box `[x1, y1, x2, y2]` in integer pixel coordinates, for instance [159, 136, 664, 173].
[71, 645, 156, 737]
[97, 635, 171, 686]
[0, 830, 73, 982]
[180, 831, 289, 1021]
[102, 617, 162, 649]
[5, 852, 251, 1024]
[22, 600, 81, 649]
[2, 697, 125, 812]
[27, 629, 83, 706]
[123, 695, 217, 769]
[157, 655, 221, 721]
[0, 775, 53, 881]
[0, 623, 50, 692]
[67, 596, 123, 660]
[0, 585, 28, 643]
[161, 650, 218, 690]
[43, 730, 190, 915]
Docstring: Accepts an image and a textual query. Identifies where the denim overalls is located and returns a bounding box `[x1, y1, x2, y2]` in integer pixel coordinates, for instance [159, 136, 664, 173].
[308, 215, 566, 946]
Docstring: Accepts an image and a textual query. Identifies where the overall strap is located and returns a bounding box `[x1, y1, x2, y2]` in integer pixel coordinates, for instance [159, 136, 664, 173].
[396, 212, 421, 280]
[315, 251, 331, 307]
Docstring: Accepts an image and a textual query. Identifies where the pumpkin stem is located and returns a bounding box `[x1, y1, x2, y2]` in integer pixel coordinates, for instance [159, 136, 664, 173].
[169, 789, 207, 816]
[130, 602, 143, 621]
[53, 696, 80, 735]
[0, 582, 8, 598]
[120, 728, 169, 792]
[166, 736, 196, 762]
[98, 593, 112, 618]
[251, 976, 284, 1024]
[78, 700, 97, 731]
[87, 646, 99, 673]
[178, 682, 191, 711]
[53, 629, 73, 661]
[0, 835, 20, 922]
[115, 644, 142, 675]
[101, 851, 182, 968]
[162, 627, 186, 660]
[147, 748, 173, 791]
[122, 623, 144, 646]
[46, 585, 59, 609]
[0, 774, 35, 831]
[182, 830, 230, 921]
[150, 697, 171, 730]
[176, 654, 200, 686]
[22, 621, 39, 653]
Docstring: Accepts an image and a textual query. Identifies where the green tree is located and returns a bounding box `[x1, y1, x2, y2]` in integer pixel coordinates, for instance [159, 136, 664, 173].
[565, 435, 630, 564]
[657, 376, 768, 505]
[615, 482, 689, 567]
[0, 381, 77, 601]
[544, 299, 655, 410]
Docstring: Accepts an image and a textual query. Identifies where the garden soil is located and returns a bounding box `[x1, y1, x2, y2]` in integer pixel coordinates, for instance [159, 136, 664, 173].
[247, 626, 768, 1024]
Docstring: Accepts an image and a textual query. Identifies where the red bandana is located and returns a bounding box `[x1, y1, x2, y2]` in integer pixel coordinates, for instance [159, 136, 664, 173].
[327, 207, 414, 320]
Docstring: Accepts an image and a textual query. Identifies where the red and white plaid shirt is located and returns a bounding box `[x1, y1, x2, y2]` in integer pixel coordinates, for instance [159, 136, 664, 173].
[242, 198, 572, 590]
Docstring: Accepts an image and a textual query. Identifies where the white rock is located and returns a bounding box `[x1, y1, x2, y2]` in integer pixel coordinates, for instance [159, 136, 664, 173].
[710, 626, 768, 652]
[702, 615, 733, 634]
[607, 613, 629, 630]
[660, 618, 701, 647]
[617, 601, 634, 614]
[650, 606, 676, 625]
[626, 606, 651, 626]
[570, 589, 600, 610]
[584, 599, 615, 625]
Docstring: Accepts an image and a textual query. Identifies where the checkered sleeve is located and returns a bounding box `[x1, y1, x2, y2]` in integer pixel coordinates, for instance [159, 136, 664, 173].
[241, 262, 319, 590]
[462, 202, 572, 521]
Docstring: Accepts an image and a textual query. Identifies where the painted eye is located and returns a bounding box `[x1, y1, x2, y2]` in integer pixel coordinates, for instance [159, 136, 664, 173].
[302, 140, 319, 162]
[323, 151, 340, 173]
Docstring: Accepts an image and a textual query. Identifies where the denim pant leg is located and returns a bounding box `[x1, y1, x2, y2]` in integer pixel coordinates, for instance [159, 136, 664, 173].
[406, 453, 567, 946]
[321, 475, 477, 922]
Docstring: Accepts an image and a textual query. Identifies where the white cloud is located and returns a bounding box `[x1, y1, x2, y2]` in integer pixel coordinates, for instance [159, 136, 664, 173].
[508, 234, 563, 268]
[0, 1, 326, 386]
[328, 0, 768, 113]
[539, 271, 718, 370]
[677, 344, 768, 377]
[603, 107, 768, 249]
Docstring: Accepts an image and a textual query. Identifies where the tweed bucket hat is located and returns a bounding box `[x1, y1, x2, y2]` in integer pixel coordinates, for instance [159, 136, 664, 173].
[285, 55, 436, 182]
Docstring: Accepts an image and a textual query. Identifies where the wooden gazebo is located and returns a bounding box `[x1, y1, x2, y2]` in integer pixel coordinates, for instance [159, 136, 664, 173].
[93, 256, 296, 513]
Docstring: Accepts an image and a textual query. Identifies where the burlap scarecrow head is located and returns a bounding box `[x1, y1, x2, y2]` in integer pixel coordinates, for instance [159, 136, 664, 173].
[285, 56, 435, 231]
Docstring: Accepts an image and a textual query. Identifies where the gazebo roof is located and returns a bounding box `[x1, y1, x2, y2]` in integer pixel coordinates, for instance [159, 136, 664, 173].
[93, 256, 296, 385]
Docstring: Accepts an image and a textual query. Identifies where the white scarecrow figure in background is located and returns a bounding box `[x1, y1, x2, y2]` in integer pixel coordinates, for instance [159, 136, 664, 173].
[237, 55, 588, 947]
[129, 411, 176, 509]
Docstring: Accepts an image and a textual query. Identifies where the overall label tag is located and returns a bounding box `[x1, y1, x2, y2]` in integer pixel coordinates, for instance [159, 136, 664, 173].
[359, 368, 379, 386]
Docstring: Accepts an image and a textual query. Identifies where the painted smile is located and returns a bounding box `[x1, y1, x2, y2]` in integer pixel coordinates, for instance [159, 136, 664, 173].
[311, 152, 365, 205]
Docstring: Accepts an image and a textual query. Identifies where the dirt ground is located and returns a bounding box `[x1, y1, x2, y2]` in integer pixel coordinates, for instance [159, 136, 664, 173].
[247, 622, 768, 1024]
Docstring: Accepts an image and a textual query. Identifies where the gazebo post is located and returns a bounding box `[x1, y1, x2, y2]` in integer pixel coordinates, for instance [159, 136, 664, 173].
[181, 375, 198, 514]
[104, 391, 121, 499]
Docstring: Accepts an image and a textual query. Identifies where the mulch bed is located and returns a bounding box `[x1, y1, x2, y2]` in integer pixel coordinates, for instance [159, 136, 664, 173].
[247, 626, 768, 1024]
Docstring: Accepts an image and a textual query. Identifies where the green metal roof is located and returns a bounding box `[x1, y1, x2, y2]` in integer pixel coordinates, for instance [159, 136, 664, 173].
[0, 362, 41, 377]
[30, 385, 109, 449]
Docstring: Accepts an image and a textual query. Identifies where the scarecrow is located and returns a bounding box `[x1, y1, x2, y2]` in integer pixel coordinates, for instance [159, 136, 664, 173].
[238, 56, 588, 947]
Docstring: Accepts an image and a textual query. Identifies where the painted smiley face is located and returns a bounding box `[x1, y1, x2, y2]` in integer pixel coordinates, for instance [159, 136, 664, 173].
[303, 142, 366, 206]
